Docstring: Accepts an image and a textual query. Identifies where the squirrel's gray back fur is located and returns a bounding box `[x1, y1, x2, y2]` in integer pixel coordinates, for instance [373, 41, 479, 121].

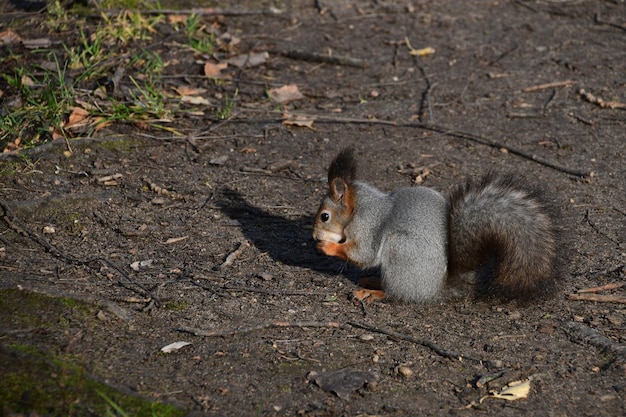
[343, 173, 558, 302]
[345, 182, 449, 302]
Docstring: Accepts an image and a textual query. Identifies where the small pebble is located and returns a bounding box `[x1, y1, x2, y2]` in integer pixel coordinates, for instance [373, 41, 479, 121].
[209, 155, 228, 165]
[397, 366, 413, 377]
[508, 311, 521, 320]
[259, 272, 273, 281]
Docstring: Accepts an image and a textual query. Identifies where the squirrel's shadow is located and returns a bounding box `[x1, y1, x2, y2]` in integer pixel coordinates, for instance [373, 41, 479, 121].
[215, 188, 364, 282]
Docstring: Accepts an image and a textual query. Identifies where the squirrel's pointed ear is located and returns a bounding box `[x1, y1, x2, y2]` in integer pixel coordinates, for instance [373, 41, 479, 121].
[330, 178, 349, 202]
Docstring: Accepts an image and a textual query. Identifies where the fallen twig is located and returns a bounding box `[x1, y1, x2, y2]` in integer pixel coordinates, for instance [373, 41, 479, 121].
[176, 321, 343, 337]
[177, 316, 482, 363]
[98, 258, 161, 306]
[584, 209, 619, 244]
[143, 177, 185, 201]
[542, 89, 558, 114]
[563, 321, 626, 357]
[569, 293, 626, 304]
[1, 200, 76, 261]
[571, 113, 594, 126]
[521, 80, 576, 93]
[594, 13, 626, 33]
[0, 200, 161, 306]
[222, 285, 335, 296]
[348, 321, 482, 363]
[274, 49, 368, 68]
[218, 240, 250, 269]
[577, 282, 625, 294]
[475, 369, 510, 388]
[226, 112, 591, 177]
[310, 115, 591, 177]
[400, 121, 591, 177]
[115, 296, 153, 304]
[579, 88, 626, 110]
[413, 56, 437, 123]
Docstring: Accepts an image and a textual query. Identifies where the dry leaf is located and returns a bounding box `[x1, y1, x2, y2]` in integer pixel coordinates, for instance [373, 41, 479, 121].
[161, 341, 192, 353]
[61, 103, 110, 135]
[181, 96, 210, 105]
[480, 379, 531, 403]
[51, 129, 64, 140]
[204, 62, 228, 78]
[167, 14, 188, 24]
[94, 86, 107, 99]
[21, 75, 35, 87]
[268, 84, 304, 103]
[74, 99, 97, 110]
[282, 113, 315, 128]
[175, 86, 208, 96]
[0, 29, 21, 46]
[65, 107, 90, 128]
[226, 52, 269, 68]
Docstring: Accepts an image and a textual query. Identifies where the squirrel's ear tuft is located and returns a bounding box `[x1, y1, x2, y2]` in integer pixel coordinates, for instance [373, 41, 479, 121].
[328, 147, 357, 185]
[330, 177, 349, 202]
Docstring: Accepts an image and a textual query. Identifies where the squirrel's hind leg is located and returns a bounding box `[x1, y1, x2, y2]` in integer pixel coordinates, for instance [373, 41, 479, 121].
[352, 288, 386, 302]
[352, 277, 385, 302]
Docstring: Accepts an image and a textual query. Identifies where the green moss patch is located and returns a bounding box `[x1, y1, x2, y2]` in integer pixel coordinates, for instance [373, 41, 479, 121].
[0, 289, 185, 416]
[0, 345, 184, 416]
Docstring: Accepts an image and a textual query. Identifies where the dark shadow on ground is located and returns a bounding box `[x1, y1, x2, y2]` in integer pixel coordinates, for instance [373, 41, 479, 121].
[216, 188, 365, 283]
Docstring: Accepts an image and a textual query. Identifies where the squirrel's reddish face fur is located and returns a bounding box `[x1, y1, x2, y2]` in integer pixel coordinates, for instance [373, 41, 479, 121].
[313, 149, 357, 245]
[313, 196, 349, 244]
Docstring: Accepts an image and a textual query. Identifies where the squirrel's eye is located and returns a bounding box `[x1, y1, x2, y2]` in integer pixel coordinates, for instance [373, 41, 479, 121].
[320, 212, 330, 222]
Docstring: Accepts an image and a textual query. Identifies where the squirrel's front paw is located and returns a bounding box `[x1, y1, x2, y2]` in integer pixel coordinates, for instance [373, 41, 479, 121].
[316, 240, 337, 255]
[317, 240, 350, 261]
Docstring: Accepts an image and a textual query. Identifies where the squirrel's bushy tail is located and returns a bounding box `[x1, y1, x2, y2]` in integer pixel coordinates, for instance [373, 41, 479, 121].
[447, 173, 560, 299]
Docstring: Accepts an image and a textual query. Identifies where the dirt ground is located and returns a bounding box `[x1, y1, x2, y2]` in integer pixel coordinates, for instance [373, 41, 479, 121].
[1, 0, 625, 416]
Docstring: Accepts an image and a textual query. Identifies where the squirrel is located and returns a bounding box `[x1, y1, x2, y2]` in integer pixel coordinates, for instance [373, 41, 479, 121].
[313, 148, 560, 303]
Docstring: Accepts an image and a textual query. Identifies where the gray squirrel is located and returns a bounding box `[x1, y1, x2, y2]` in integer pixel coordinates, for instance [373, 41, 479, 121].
[313, 148, 560, 303]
